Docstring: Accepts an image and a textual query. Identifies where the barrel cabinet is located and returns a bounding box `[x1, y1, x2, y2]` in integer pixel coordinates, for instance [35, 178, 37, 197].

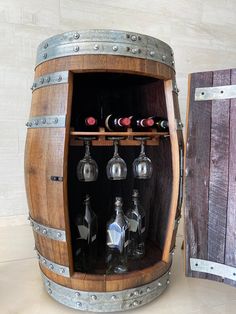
[24, 30, 183, 312]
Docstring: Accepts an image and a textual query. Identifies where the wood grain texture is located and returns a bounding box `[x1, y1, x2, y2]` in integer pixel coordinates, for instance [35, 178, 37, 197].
[40, 258, 171, 292]
[35, 55, 174, 81]
[185, 71, 213, 278]
[207, 69, 230, 282]
[162, 80, 180, 263]
[225, 69, 236, 287]
[185, 68, 236, 288]
[25, 52, 181, 291]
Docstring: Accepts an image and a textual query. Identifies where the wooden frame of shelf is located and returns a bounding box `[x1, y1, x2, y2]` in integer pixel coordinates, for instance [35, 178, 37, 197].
[70, 128, 169, 146]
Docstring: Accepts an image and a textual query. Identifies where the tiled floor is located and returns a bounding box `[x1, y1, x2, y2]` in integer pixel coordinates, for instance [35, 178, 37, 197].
[0, 224, 236, 314]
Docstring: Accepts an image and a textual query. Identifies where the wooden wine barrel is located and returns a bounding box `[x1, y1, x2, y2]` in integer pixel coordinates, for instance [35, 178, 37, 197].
[25, 29, 183, 312]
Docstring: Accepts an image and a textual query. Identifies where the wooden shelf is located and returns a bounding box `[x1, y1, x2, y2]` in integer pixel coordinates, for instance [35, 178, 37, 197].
[70, 129, 169, 146]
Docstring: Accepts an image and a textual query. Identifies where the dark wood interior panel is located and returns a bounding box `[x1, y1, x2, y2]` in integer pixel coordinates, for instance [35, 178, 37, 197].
[68, 72, 172, 274]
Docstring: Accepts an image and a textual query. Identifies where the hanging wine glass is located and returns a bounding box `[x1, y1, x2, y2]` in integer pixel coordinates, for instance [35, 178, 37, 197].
[77, 139, 98, 182]
[133, 138, 153, 179]
[106, 138, 127, 180]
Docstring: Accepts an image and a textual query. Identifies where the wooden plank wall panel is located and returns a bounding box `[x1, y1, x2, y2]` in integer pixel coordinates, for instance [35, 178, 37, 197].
[185, 71, 212, 278]
[207, 70, 230, 282]
[225, 69, 236, 287]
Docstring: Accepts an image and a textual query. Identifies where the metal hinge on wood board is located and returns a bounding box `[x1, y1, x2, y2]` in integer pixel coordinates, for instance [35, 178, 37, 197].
[190, 258, 236, 281]
[195, 85, 236, 101]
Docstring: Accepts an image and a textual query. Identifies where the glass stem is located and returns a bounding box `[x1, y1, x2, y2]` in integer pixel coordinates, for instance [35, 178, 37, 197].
[114, 140, 119, 157]
[140, 141, 145, 156]
[84, 141, 91, 157]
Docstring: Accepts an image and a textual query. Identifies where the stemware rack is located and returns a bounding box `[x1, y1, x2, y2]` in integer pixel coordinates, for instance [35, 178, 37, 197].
[70, 127, 169, 146]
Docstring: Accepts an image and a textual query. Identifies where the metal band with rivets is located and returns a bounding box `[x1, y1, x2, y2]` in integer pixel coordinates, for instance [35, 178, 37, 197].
[36, 29, 175, 69]
[42, 268, 171, 312]
[37, 250, 70, 277]
[190, 258, 236, 281]
[29, 216, 66, 242]
[195, 85, 236, 101]
[31, 71, 69, 91]
[26, 115, 66, 128]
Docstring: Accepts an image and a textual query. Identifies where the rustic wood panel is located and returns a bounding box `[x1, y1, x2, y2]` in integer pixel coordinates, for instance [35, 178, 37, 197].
[207, 69, 230, 282]
[185, 68, 236, 288]
[185, 71, 213, 278]
[225, 69, 236, 287]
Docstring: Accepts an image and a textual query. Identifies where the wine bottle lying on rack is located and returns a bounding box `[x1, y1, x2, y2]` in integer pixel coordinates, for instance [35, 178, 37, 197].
[105, 114, 131, 131]
[75, 116, 98, 131]
[149, 116, 169, 132]
[129, 116, 154, 131]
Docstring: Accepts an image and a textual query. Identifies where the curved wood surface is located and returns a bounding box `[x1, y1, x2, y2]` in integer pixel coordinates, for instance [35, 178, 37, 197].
[25, 53, 182, 292]
[40, 259, 171, 292]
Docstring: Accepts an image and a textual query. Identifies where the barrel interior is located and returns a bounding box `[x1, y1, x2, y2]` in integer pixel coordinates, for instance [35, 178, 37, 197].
[68, 72, 172, 275]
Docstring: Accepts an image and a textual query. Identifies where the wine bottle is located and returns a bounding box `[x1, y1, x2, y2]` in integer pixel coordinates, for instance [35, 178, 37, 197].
[75, 116, 98, 131]
[74, 194, 98, 273]
[106, 197, 129, 274]
[105, 114, 131, 131]
[126, 189, 146, 259]
[130, 116, 154, 130]
[149, 116, 169, 132]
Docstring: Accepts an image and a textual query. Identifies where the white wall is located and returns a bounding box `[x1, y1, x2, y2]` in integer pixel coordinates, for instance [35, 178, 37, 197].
[0, 0, 235, 224]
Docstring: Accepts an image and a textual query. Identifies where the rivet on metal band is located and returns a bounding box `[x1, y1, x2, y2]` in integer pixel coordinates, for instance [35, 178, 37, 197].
[36, 29, 175, 70]
[190, 258, 236, 281]
[29, 216, 66, 242]
[176, 119, 184, 130]
[174, 217, 181, 230]
[195, 85, 236, 101]
[37, 250, 70, 277]
[172, 77, 179, 94]
[31, 71, 69, 91]
[25, 115, 66, 129]
[41, 268, 171, 312]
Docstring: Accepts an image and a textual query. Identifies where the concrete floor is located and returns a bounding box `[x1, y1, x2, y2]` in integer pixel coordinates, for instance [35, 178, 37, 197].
[0, 224, 236, 314]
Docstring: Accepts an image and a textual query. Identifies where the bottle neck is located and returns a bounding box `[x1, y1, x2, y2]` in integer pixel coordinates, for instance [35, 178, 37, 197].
[115, 207, 123, 215]
[132, 198, 140, 210]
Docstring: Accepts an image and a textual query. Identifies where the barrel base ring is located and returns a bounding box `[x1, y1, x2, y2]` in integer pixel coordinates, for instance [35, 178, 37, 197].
[41, 269, 171, 312]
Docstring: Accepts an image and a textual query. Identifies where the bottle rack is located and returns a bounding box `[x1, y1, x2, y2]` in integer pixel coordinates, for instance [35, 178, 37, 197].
[70, 127, 169, 146]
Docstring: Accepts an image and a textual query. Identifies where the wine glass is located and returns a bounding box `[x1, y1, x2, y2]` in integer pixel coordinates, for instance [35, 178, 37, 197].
[77, 139, 98, 182]
[106, 139, 127, 180]
[133, 138, 153, 179]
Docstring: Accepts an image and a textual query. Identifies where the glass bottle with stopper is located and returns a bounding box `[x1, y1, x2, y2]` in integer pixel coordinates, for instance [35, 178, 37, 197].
[126, 189, 146, 259]
[106, 197, 129, 274]
[74, 194, 98, 273]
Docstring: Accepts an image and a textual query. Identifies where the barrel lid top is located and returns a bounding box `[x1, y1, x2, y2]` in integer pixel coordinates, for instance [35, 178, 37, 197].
[36, 29, 175, 69]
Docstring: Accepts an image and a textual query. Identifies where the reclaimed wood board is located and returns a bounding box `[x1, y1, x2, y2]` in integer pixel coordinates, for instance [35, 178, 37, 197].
[185, 68, 236, 288]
